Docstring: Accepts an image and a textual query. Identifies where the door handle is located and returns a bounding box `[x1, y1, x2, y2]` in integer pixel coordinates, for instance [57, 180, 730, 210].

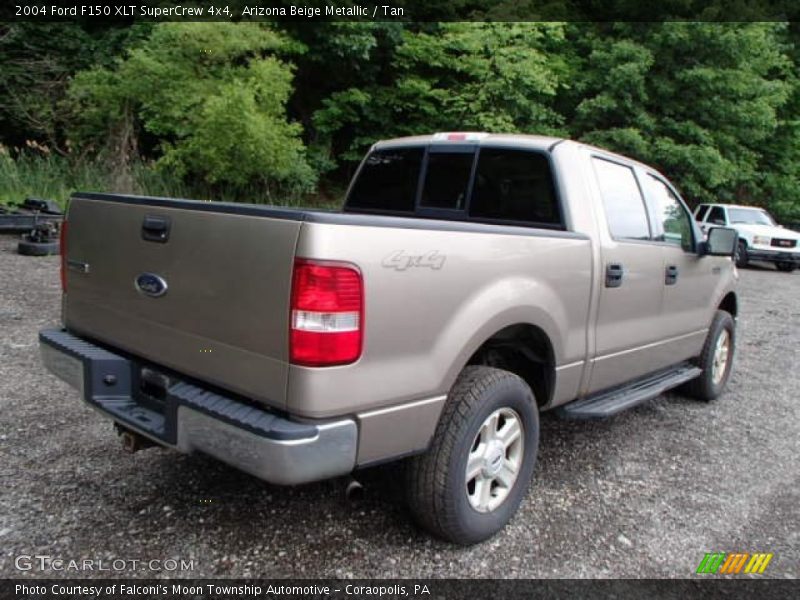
[141, 215, 171, 243]
[665, 265, 679, 285]
[605, 263, 624, 288]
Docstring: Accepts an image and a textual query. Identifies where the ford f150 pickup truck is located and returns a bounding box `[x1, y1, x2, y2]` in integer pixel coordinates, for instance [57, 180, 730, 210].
[40, 133, 740, 544]
[694, 202, 799, 272]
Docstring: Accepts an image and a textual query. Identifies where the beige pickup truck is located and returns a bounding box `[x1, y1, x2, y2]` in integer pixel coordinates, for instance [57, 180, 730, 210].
[40, 133, 739, 544]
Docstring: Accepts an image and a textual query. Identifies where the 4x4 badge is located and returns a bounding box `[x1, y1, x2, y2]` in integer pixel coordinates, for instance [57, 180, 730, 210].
[382, 250, 446, 271]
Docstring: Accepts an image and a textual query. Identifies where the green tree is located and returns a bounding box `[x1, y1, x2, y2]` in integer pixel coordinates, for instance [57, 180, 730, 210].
[2, 19, 799, 217]
[281, 21, 405, 176]
[570, 23, 793, 215]
[755, 22, 800, 222]
[0, 23, 150, 153]
[314, 22, 568, 164]
[67, 23, 315, 199]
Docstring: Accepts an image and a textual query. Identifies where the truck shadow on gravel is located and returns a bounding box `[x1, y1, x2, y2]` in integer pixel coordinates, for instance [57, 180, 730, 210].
[108, 395, 698, 549]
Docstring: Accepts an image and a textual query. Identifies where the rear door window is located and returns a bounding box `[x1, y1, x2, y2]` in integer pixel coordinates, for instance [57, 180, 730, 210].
[347, 147, 424, 213]
[469, 148, 560, 225]
[592, 158, 651, 240]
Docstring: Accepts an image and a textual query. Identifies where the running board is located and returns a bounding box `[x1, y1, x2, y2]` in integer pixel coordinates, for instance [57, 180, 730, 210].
[557, 363, 702, 420]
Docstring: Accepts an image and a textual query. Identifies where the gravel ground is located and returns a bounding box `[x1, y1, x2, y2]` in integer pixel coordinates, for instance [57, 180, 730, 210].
[0, 233, 797, 579]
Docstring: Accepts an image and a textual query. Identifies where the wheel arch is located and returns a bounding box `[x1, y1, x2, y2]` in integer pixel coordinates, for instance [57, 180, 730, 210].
[718, 291, 738, 318]
[463, 323, 556, 408]
[435, 280, 571, 412]
[735, 228, 751, 245]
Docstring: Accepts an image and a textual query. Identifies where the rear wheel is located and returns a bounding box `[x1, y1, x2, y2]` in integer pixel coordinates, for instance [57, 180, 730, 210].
[681, 310, 735, 401]
[735, 240, 749, 268]
[776, 262, 796, 272]
[406, 366, 539, 545]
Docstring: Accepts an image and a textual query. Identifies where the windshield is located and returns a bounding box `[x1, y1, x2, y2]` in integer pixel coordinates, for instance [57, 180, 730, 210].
[727, 208, 775, 226]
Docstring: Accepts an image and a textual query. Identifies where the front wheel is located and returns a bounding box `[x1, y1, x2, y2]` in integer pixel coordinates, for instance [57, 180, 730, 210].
[776, 261, 797, 272]
[406, 366, 539, 545]
[735, 240, 749, 268]
[681, 310, 736, 401]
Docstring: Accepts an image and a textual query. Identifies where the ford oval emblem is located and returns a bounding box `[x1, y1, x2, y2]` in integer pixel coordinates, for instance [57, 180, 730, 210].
[135, 273, 168, 298]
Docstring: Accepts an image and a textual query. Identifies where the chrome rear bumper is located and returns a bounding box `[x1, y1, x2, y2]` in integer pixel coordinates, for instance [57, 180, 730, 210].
[39, 328, 357, 485]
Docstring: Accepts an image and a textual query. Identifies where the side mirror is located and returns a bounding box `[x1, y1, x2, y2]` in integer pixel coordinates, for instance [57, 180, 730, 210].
[698, 227, 738, 257]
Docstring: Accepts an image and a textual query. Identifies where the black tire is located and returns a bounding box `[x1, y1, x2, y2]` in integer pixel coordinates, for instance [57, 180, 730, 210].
[775, 262, 796, 272]
[735, 240, 749, 268]
[680, 310, 735, 401]
[406, 366, 539, 545]
[18, 239, 59, 256]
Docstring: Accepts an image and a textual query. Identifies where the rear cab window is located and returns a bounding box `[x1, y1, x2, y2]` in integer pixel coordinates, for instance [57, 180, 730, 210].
[345, 143, 564, 230]
[419, 151, 475, 211]
[346, 147, 424, 214]
[470, 148, 560, 225]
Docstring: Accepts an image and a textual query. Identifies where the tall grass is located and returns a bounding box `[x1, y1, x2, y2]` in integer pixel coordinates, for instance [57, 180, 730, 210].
[1, 152, 104, 208]
[0, 151, 341, 210]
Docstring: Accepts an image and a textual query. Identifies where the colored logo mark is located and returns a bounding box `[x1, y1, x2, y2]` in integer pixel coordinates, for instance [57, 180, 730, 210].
[696, 552, 773, 574]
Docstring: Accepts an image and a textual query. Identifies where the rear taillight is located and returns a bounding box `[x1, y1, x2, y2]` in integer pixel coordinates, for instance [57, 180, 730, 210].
[59, 221, 68, 292]
[290, 259, 363, 367]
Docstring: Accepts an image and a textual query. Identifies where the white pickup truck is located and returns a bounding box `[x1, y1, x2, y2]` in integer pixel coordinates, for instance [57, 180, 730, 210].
[694, 203, 799, 272]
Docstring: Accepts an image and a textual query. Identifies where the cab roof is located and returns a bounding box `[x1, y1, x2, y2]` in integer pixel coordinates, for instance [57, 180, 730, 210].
[371, 132, 658, 173]
[373, 132, 564, 152]
[704, 203, 769, 211]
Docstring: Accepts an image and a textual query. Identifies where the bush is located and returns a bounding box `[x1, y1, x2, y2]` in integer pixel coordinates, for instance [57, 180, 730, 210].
[67, 23, 316, 201]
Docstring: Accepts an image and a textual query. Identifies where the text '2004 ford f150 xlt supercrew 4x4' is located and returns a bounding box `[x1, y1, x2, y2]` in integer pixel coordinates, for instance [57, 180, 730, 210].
[40, 133, 740, 544]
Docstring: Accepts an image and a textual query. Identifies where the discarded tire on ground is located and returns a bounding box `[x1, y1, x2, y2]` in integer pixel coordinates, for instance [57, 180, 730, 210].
[18, 235, 59, 256]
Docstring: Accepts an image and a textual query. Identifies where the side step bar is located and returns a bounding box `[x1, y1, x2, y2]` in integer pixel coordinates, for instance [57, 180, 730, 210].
[558, 363, 702, 420]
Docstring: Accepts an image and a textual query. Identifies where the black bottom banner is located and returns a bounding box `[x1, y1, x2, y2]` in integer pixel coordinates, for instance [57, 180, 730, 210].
[1, 579, 797, 600]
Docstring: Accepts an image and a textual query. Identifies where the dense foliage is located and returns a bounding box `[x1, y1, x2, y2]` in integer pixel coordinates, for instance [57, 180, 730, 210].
[0, 21, 797, 220]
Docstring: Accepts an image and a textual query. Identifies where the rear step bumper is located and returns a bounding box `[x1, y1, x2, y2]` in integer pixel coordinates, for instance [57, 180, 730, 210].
[39, 328, 357, 485]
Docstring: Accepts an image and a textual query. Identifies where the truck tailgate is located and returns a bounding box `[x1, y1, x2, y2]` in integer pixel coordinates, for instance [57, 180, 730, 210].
[63, 194, 302, 410]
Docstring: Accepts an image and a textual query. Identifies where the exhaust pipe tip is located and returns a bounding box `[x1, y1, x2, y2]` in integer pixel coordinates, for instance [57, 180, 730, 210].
[120, 431, 138, 453]
[344, 478, 365, 503]
[116, 425, 155, 454]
